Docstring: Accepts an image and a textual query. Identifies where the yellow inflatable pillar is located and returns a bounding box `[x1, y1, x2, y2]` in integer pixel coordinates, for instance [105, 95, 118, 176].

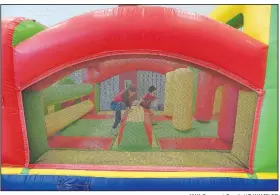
[210, 5, 271, 45]
[47, 105, 55, 114]
[243, 5, 271, 44]
[45, 100, 93, 137]
[210, 5, 244, 24]
[126, 106, 144, 122]
[172, 68, 193, 131]
[213, 86, 223, 115]
[164, 71, 176, 117]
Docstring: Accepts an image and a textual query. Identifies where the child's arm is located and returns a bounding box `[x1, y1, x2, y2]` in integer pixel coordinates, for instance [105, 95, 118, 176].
[150, 94, 157, 102]
[122, 91, 131, 108]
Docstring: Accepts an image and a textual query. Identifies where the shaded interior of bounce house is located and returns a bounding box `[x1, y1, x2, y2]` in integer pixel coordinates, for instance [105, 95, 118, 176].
[22, 55, 258, 170]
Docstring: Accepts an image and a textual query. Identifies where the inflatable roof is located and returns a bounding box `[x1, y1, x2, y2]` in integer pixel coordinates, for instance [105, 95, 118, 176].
[1, 5, 278, 191]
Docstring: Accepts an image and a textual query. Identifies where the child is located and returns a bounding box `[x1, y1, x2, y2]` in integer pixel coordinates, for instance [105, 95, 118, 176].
[111, 84, 137, 135]
[140, 85, 157, 124]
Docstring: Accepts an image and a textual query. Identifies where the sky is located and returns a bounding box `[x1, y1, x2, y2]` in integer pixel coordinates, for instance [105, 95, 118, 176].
[1, 5, 217, 26]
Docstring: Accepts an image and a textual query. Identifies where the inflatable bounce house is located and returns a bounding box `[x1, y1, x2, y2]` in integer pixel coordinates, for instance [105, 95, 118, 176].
[1, 5, 278, 191]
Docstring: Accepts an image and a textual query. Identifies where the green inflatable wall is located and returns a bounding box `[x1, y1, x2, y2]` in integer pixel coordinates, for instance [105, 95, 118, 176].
[23, 90, 49, 163]
[94, 83, 100, 113]
[56, 76, 76, 85]
[254, 5, 278, 172]
[42, 84, 93, 106]
[224, 6, 278, 172]
[12, 19, 47, 163]
[13, 20, 45, 46]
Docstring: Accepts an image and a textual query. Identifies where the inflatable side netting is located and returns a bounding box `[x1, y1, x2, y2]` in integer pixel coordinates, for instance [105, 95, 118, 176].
[21, 55, 258, 170]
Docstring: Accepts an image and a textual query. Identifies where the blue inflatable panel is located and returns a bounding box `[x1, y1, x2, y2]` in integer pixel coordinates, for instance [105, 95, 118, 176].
[1, 175, 278, 191]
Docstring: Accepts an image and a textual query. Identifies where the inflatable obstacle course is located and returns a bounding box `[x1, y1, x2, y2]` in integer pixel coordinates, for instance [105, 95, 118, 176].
[1, 5, 277, 191]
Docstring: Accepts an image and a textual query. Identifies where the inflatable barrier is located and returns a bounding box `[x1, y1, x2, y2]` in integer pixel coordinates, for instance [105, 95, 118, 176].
[43, 84, 93, 106]
[45, 100, 94, 137]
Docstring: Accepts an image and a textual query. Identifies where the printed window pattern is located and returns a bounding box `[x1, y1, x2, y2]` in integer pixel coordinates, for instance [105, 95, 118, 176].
[100, 76, 120, 111]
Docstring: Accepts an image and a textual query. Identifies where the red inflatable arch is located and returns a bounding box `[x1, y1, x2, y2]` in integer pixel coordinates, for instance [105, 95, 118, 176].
[94, 57, 187, 82]
[2, 6, 267, 166]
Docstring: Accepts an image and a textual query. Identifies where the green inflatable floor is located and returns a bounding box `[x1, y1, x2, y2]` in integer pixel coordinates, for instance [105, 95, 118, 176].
[153, 120, 218, 139]
[57, 119, 113, 137]
[117, 122, 151, 151]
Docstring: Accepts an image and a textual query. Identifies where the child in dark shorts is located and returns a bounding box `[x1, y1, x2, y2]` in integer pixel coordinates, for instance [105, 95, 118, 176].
[111, 84, 137, 135]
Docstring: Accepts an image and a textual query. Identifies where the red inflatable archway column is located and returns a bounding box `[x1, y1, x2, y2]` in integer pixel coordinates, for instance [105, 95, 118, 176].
[2, 18, 29, 166]
[195, 71, 240, 146]
[194, 71, 219, 122]
[218, 84, 239, 145]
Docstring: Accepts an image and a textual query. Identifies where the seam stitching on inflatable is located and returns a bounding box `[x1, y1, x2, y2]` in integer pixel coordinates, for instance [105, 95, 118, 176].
[248, 90, 265, 174]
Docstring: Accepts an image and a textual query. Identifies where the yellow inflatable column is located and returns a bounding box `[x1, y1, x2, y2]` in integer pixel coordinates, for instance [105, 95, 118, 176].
[210, 5, 271, 45]
[243, 5, 271, 44]
[164, 71, 176, 117]
[172, 68, 193, 131]
[126, 106, 144, 122]
[47, 105, 55, 114]
[210, 5, 244, 24]
[213, 86, 223, 115]
[45, 100, 93, 137]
